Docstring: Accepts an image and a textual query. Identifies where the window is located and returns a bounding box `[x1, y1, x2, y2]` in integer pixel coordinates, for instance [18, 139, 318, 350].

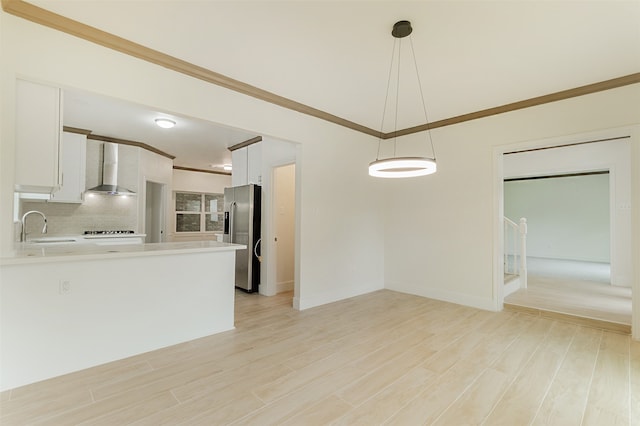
[175, 192, 224, 233]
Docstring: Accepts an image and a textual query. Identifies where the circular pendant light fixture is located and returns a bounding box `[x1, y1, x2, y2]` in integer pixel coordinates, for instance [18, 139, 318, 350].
[369, 157, 436, 178]
[369, 21, 438, 178]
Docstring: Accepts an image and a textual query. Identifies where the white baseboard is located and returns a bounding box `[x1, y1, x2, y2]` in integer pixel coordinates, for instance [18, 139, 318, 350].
[386, 281, 496, 311]
[276, 280, 294, 293]
[297, 283, 384, 311]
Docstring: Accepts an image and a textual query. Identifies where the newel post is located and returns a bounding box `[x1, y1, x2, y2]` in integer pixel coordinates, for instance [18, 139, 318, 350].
[519, 218, 528, 289]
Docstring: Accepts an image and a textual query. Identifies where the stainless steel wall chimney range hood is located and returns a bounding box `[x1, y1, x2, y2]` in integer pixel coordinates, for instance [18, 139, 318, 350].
[86, 143, 136, 195]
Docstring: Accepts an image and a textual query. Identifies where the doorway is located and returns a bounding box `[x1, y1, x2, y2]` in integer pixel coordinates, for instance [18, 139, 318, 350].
[273, 164, 296, 295]
[496, 135, 633, 331]
[145, 181, 166, 243]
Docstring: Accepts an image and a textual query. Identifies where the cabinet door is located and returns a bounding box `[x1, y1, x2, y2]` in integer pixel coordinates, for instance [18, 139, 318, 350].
[50, 132, 87, 203]
[247, 142, 262, 185]
[231, 147, 248, 187]
[14, 79, 62, 193]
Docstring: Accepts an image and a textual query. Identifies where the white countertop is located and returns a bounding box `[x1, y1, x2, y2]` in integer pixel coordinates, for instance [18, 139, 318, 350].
[1, 240, 246, 266]
[80, 233, 147, 240]
[23, 234, 147, 244]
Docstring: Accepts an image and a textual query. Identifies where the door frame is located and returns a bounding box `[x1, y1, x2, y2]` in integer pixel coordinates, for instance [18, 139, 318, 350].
[271, 163, 296, 295]
[492, 125, 639, 339]
[261, 160, 299, 306]
[144, 179, 167, 243]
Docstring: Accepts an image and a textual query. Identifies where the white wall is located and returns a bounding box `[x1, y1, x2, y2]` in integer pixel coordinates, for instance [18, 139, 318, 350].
[1, 8, 637, 342]
[383, 86, 640, 317]
[172, 168, 231, 194]
[0, 10, 385, 313]
[504, 174, 610, 263]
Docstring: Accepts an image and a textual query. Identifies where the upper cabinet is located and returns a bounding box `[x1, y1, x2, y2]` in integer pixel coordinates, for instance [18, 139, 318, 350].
[231, 146, 248, 187]
[14, 79, 63, 193]
[247, 142, 262, 185]
[49, 132, 87, 203]
[231, 142, 262, 187]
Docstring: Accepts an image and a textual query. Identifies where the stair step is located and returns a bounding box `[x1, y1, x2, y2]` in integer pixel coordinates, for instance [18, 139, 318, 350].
[503, 274, 519, 285]
[504, 303, 631, 335]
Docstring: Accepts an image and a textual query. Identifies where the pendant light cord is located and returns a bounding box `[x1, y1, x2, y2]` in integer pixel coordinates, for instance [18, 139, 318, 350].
[393, 38, 402, 158]
[409, 36, 437, 161]
[369, 21, 437, 178]
[375, 38, 398, 161]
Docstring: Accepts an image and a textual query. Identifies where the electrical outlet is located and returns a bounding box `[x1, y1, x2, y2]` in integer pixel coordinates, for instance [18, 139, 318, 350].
[59, 280, 71, 295]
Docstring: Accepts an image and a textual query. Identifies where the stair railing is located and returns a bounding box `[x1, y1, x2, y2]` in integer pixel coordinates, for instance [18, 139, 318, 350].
[504, 217, 528, 289]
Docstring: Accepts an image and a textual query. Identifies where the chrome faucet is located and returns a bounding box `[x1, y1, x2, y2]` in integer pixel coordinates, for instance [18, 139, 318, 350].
[20, 210, 47, 242]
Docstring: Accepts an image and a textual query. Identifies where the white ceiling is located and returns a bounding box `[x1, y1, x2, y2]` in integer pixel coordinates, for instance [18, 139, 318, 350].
[32, 1, 640, 170]
[63, 88, 256, 172]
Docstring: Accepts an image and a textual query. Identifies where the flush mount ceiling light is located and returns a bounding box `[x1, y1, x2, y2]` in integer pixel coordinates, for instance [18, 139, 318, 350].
[210, 163, 233, 171]
[154, 118, 176, 129]
[369, 20, 437, 179]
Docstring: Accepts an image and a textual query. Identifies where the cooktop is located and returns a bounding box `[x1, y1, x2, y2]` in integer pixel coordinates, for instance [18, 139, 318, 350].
[83, 230, 135, 235]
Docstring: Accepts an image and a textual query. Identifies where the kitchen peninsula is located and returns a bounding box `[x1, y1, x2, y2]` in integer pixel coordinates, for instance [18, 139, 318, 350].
[0, 240, 245, 391]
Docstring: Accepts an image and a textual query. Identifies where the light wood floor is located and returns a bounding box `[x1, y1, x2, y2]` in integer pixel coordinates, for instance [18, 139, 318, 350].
[1, 289, 639, 425]
[505, 274, 632, 334]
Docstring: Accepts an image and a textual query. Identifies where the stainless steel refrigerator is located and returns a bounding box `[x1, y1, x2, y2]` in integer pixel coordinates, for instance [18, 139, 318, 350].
[223, 184, 261, 292]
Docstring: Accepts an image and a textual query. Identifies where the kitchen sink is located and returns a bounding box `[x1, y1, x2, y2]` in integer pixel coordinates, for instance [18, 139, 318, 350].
[27, 237, 77, 244]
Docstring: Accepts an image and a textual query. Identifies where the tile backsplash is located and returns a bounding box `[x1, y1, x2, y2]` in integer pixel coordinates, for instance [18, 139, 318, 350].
[21, 194, 137, 237]
[17, 140, 140, 240]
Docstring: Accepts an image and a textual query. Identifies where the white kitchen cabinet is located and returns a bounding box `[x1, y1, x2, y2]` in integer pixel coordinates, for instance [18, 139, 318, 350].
[231, 146, 248, 186]
[231, 142, 262, 186]
[49, 132, 87, 203]
[247, 142, 262, 185]
[14, 79, 62, 193]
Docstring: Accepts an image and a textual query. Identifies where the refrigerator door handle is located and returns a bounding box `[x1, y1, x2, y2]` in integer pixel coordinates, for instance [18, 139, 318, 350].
[254, 238, 262, 262]
[229, 201, 237, 243]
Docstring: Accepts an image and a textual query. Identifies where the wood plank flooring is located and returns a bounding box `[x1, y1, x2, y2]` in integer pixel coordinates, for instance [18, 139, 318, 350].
[1, 289, 638, 425]
[504, 274, 632, 334]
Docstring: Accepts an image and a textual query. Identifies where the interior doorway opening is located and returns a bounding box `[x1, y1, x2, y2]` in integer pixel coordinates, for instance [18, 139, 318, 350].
[145, 181, 165, 243]
[236, 161, 297, 318]
[497, 136, 633, 333]
[273, 163, 296, 296]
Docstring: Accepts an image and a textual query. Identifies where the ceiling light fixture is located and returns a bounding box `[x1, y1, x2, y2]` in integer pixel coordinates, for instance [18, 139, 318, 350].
[369, 20, 437, 178]
[155, 118, 176, 129]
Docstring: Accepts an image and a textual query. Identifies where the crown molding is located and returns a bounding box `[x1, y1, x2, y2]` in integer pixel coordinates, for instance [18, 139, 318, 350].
[62, 126, 92, 136]
[172, 165, 231, 176]
[228, 136, 263, 152]
[383, 73, 640, 139]
[85, 133, 176, 160]
[4, 0, 639, 140]
[1, 0, 379, 137]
